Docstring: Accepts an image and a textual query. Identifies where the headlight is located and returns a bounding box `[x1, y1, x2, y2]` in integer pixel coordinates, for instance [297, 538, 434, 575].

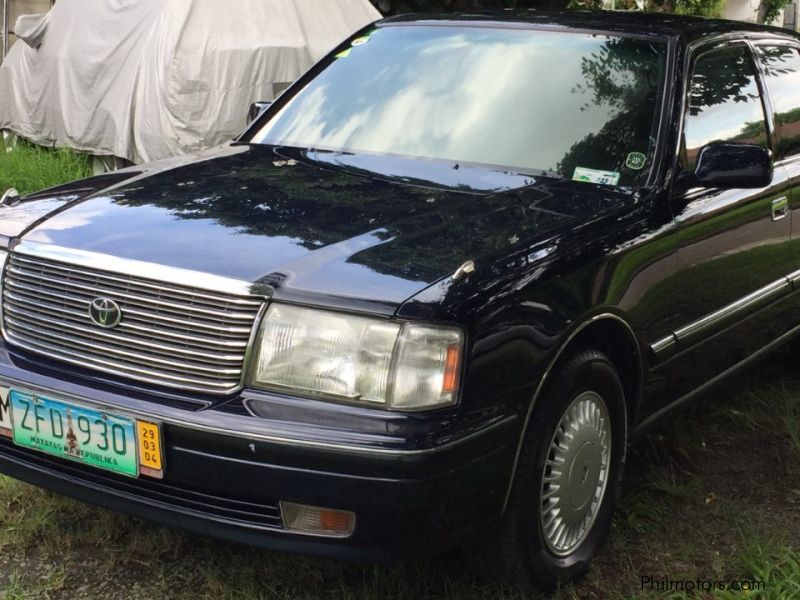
[249, 304, 463, 410]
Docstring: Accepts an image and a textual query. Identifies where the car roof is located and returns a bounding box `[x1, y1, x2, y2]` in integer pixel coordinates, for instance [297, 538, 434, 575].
[379, 9, 799, 44]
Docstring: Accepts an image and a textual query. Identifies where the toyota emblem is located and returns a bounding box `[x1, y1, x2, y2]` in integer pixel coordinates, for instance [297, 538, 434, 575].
[88, 297, 122, 328]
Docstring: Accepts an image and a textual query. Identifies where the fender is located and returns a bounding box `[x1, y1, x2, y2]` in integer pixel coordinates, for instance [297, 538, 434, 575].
[502, 311, 642, 510]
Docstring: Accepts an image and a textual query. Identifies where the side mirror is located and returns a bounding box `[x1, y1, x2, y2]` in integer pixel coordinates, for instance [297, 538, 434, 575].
[248, 101, 272, 124]
[694, 142, 773, 189]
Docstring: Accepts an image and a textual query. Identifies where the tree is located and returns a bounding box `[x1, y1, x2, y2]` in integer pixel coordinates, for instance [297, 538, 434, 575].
[369, 0, 564, 14]
[556, 38, 666, 180]
[755, 0, 792, 24]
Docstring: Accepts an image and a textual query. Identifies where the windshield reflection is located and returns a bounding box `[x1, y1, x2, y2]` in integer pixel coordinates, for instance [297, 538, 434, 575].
[250, 26, 666, 187]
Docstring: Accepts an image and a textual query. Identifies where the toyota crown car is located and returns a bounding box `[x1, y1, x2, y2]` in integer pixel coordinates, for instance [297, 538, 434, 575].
[1, 10, 799, 593]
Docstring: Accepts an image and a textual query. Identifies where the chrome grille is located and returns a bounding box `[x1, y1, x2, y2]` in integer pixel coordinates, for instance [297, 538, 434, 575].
[2, 253, 265, 395]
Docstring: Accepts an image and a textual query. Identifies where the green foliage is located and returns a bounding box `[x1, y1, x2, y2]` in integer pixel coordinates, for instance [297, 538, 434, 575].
[775, 106, 800, 125]
[370, 0, 555, 13]
[759, 0, 793, 24]
[567, 0, 604, 9]
[370, 0, 789, 23]
[0, 138, 91, 196]
[556, 37, 666, 182]
[715, 543, 800, 599]
[672, 0, 725, 17]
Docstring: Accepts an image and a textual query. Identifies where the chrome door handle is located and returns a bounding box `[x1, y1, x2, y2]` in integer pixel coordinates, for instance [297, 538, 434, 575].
[772, 196, 789, 221]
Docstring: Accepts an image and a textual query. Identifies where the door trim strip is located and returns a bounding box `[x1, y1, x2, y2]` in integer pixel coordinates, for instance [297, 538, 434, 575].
[650, 271, 795, 361]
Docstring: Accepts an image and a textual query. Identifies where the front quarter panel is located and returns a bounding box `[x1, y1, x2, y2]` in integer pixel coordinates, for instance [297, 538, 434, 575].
[400, 185, 678, 475]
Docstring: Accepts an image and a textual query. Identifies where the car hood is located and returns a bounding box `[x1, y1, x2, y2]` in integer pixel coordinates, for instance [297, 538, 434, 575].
[12, 143, 629, 309]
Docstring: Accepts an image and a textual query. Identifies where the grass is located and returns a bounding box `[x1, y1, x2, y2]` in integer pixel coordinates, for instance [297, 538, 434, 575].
[0, 136, 92, 196]
[1, 143, 800, 598]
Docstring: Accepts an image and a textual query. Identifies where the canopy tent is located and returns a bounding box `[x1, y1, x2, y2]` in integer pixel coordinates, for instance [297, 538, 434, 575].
[0, 0, 380, 164]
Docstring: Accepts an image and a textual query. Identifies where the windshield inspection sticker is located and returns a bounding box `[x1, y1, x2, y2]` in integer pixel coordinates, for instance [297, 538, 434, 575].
[573, 167, 620, 186]
[336, 33, 373, 58]
[625, 152, 647, 170]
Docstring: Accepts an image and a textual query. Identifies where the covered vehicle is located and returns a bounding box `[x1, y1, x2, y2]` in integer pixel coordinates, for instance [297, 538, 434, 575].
[0, 0, 379, 163]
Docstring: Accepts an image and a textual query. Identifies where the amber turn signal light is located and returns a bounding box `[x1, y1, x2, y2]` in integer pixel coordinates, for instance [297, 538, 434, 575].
[280, 501, 356, 538]
[442, 343, 461, 394]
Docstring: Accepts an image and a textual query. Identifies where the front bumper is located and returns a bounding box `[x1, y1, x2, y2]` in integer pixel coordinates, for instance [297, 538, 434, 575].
[0, 343, 518, 561]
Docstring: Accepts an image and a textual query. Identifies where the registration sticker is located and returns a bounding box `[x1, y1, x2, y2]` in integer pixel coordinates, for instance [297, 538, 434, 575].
[137, 420, 164, 479]
[338, 31, 375, 57]
[625, 152, 647, 170]
[572, 167, 621, 186]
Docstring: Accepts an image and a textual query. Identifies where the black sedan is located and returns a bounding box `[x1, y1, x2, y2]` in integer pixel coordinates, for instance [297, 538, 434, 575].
[0, 9, 798, 593]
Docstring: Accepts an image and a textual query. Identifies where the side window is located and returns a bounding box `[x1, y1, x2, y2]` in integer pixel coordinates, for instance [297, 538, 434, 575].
[756, 45, 800, 159]
[683, 45, 769, 171]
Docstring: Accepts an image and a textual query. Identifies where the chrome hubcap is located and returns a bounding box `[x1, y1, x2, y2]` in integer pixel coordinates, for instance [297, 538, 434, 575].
[540, 391, 611, 557]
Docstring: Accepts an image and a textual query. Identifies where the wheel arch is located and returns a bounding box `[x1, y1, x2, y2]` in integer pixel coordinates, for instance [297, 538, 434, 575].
[501, 312, 643, 511]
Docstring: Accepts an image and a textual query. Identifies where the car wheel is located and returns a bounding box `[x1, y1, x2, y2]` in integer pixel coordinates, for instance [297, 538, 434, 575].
[466, 348, 627, 593]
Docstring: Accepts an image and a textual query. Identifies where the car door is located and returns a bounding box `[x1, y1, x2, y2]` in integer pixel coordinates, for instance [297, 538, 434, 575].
[753, 41, 800, 325]
[654, 41, 793, 402]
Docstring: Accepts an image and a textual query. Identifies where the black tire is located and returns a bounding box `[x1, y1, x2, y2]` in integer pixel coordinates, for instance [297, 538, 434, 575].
[465, 348, 627, 594]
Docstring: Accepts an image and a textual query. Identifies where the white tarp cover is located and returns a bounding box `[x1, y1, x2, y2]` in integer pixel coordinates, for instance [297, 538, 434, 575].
[0, 0, 379, 163]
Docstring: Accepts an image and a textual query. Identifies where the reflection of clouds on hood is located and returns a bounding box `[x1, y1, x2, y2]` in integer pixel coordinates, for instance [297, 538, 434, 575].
[256, 28, 662, 174]
[11, 203, 109, 244]
[0, 198, 76, 238]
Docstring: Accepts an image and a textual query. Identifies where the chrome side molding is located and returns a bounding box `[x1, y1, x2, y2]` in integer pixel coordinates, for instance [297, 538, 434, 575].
[650, 269, 798, 361]
[649, 333, 677, 357]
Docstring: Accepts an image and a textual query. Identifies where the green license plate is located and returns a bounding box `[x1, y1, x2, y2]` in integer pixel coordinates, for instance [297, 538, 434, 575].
[10, 390, 138, 477]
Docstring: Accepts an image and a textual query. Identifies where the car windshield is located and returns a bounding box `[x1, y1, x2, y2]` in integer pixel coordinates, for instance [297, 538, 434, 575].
[249, 26, 668, 187]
